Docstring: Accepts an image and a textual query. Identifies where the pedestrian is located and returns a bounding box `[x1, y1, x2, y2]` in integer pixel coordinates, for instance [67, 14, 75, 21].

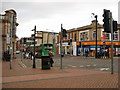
[85, 49, 89, 57]
[26, 52, 29, 59]
[106, 51, 109, 58]
[23, 52, 26, 59]
[103, 50, 107, 58]
[49, 50, 54, 67]
[30, 51, 33, 60]
[50, 58, 54, 67]
[118, 51, 120, 57]
[3, 51, 6, 61]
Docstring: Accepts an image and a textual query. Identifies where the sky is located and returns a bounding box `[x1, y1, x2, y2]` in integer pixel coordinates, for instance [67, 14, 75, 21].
[1, 0, 119, 38]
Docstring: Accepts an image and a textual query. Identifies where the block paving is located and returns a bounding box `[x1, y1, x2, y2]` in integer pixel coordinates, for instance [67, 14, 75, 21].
[1, 59, 119, 89]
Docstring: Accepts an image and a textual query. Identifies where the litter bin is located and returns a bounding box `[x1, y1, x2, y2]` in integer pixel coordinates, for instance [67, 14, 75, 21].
[6, 54, 11, 61]
[41, 57, 51, 70]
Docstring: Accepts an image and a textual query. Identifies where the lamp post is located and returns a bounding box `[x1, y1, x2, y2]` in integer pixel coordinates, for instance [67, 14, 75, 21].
[32, 25, 36, 68]
[92, 13, 98, 58]
[10, 14, 14, 69]
[95, 15, 98, 58]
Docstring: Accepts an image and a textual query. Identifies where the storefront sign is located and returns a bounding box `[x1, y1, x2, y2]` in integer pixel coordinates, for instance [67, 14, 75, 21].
[62, 43, 69, 46]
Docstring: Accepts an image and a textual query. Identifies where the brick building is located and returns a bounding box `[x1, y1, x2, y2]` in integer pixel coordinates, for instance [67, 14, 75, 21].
[57, 20, 120, 57]
[19, 31, 58, 54]
[0, 9, 19, 60]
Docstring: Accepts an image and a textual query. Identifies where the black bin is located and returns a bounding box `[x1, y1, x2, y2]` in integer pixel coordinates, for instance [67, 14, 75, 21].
[41, 57, 51, 70]
[6, 54, 11, 61]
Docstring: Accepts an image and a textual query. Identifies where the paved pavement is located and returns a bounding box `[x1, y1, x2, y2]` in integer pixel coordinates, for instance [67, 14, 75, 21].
[1, 58, 119, 89]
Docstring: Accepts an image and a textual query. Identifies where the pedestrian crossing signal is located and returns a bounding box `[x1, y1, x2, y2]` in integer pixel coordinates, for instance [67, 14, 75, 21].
[113, 20, 117, 32]
[62, 29, 67, 37]
[103, 9, 111, 33]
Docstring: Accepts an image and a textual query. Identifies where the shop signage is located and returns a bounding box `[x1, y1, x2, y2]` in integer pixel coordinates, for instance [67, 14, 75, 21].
[62, 43, 69, 46]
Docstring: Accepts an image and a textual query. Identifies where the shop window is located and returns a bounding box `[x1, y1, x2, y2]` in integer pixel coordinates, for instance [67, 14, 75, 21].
[70, 33, 72, 39]
[93, 31, 96, 40]
[113, 31, 119, 41]
[80, 31, 89, 41]
[74, 33, 76, 41]
[105, 33, 110, 40]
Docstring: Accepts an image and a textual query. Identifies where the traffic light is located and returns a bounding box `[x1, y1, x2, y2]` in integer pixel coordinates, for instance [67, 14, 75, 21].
[70, 39, 72, 43]
[68, 42, 70, 45]
[62, 29, 67, 37]
[68, 39, 72, 45]
[23, 38, 26, 44]
[113, 20, 117, 32]
[103, 9, 111, 33]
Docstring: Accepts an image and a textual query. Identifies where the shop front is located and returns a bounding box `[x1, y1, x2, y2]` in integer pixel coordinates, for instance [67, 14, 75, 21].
[77, 45, 102, 57]
[59, 42, 77, 56]
[76, 41, 120, 57]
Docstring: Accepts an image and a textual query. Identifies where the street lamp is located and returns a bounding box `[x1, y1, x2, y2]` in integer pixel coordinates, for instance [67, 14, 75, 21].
[92, 13, 98, 58]
[32, 25, 36, 68]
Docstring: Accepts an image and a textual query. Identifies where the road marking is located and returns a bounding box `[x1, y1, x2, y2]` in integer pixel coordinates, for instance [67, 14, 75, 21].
[36, 59, 41, 61]
[79, 65, 84, 67]
[93, 64, 97, 66]
[64, 67, 68, 68]
[86, 65, 91, 67]
[100, 68, 109, 71]
[71, 66, 77, 67]
[68, 65, 73, 66]
[18, 61, 27, 68]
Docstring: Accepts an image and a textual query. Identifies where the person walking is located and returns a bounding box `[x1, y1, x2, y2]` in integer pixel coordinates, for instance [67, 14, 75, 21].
[30, 52, 33, 60]
[23, 52, 26, 59]
[49, 50, 54, 67]
[85, 49, 89, 57]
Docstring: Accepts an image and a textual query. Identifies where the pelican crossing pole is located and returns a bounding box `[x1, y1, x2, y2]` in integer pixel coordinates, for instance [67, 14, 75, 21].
[110, 12, 114, 74]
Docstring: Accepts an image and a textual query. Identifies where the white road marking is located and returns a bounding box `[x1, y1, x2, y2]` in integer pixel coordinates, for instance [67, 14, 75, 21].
[64, 67, 68, 68]
[71, 66, 77, 67]
[93, 64, 97, 66]
[79, 65, 84, 67]
[68, 65, 73, 66]
[36, 59, 41, 61]
[100, 68, 109, 71]
[18, 61, 27, 68]
[86, 65, 91, 67]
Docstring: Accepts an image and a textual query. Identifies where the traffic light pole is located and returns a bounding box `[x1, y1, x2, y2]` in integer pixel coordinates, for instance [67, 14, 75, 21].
[60, 24, 63, 69]
[21, 38, 23, 61]
[110, 12, 114, 74]
[103, 9, 115, 74]
[60, 39, 63, 69]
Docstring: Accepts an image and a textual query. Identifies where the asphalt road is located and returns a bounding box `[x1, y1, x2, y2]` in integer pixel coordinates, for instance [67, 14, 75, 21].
[53, 55, 119, 73]
[16, 54, 119, 73]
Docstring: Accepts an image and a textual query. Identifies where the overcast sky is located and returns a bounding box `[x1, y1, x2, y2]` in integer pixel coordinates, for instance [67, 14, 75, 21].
[1, 0, 119, 38]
